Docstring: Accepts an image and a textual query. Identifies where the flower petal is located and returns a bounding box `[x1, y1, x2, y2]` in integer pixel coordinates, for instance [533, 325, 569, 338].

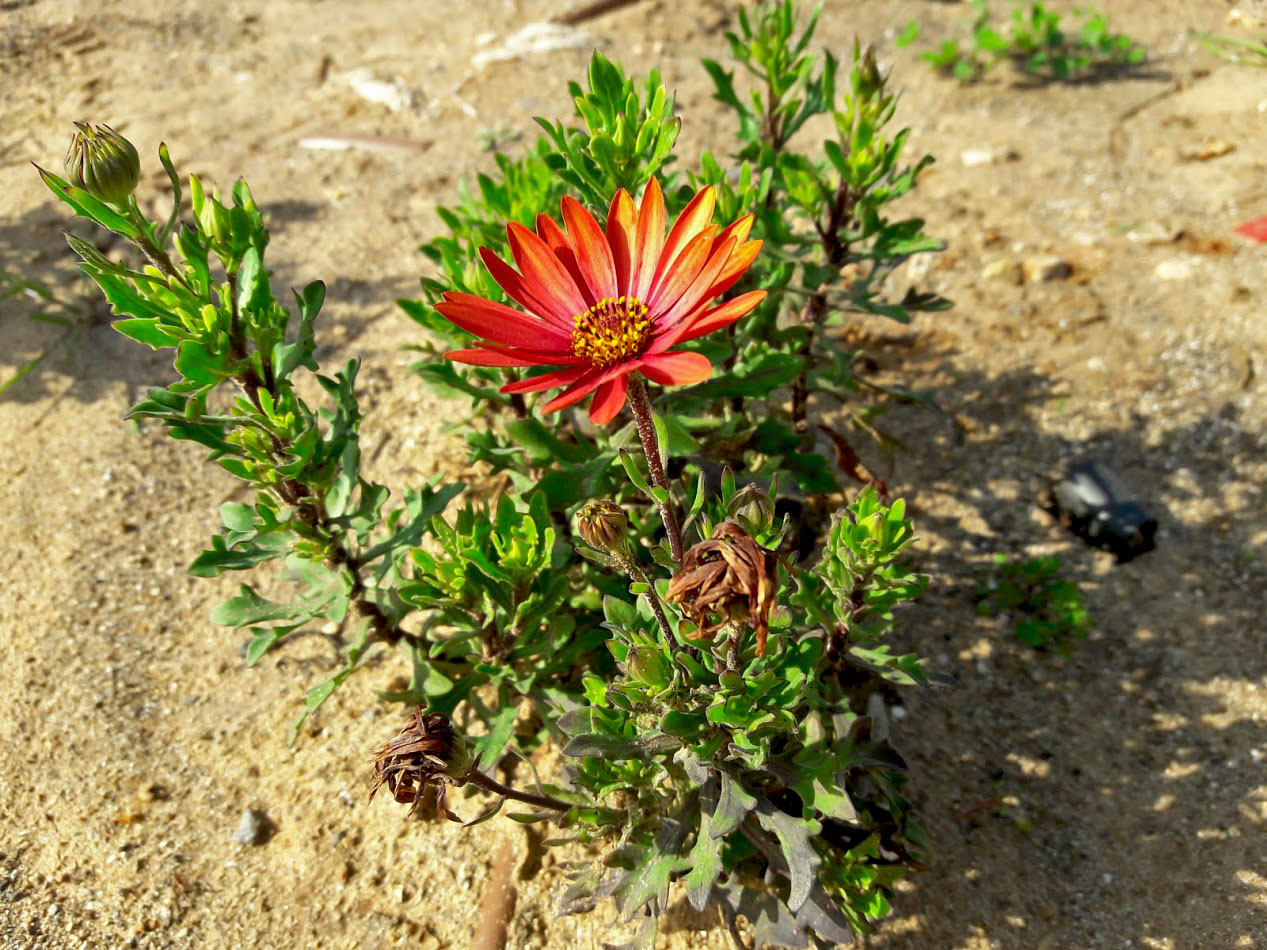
[435, 293, 571, 349]
[630, 178, 667, 301]
[506, 221, 589, 318]
[562, 196, 618, 302]
[500, 365, 589, 394]
[640, 351, 713, 387]
[540, 362, 640, 415]
[715, 212, 754, 248]
[446, 345, 582, 367]
[703, 239, 762, 300]
[652, 290, 767, 350]
[650, 185, 715, 292]
[606, 189, 637, 297]
[479, 247, 575, 329]
[646, 226, 717, 319]
[653, 235, 737, 329]
[588, 373, 630, 425]
[535, 213, 595, 308]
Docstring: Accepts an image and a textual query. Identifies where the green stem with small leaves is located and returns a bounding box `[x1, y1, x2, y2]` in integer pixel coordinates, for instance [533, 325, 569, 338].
[611, 548, 675, 644]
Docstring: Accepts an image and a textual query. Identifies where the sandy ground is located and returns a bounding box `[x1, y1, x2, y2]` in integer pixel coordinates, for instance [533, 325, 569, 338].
[2, 0, 1265, 947]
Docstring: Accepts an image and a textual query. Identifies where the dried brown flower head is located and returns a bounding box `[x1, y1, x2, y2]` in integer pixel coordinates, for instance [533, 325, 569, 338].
[576, 499, 628, 551]
[666, 520, 780, 656]
[369, 708, 469, 821]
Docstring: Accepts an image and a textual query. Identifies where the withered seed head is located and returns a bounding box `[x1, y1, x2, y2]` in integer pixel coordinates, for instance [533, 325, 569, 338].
[666, 520, 780, 657]
[576, 499, 628, 552]
[369, 708, 469, 821]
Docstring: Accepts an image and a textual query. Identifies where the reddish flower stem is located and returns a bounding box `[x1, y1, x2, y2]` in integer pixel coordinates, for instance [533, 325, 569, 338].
[627, 376, 684, 566]
[463, 768, 572, 812]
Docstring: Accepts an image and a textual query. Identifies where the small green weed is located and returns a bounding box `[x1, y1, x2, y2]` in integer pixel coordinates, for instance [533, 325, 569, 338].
[900, 1, 1146, 83]
[976, 554, 1093, 652]
[1196, 32, 1267, 68]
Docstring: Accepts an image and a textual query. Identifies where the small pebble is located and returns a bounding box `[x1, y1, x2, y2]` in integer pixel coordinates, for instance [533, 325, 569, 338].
[1023, 255, 1073, 283]
[1126, 221, 1176, 246]
[1154, 259, 1194, 281]
[231, 808, 272, 846]
[982, 259, 1023, 284]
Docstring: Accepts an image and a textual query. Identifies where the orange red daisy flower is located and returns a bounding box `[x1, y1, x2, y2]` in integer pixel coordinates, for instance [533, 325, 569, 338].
[436, 179, 766, 424]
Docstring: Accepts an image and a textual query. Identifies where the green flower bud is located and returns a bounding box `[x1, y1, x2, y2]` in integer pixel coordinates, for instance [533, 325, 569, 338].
[727, 483, 775, 532]
[190, 175, 233, 247]
[577, 500, 628, 551]
[854, 44, 884, 101]
[626, 645, 670, 690]
[64, 122, 140, 206]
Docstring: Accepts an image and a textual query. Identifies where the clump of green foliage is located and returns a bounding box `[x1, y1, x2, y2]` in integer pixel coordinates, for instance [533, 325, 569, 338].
[901, 1, 1146, 82]
[976, 554, 1093, 652]
[37, 2, 955, 945]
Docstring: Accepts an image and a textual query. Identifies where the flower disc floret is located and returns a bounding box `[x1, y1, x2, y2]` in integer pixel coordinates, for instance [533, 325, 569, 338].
[572, 295, 651, 368]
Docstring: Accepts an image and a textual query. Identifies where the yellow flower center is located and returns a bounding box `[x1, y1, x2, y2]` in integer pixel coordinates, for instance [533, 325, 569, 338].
[570, 296, 652, 368]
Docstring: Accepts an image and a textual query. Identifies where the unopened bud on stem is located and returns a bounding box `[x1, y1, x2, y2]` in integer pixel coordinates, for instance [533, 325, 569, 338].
[577, 500, 628, 552]
[64, 122, 140, 206]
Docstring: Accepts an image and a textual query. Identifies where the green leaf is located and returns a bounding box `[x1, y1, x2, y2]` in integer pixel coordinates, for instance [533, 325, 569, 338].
[220, 502, 257, 533]
[37, 167, 140, 238]
[755, 803, 821, 913]
[603, 594, 638, 630]
[211, 585, 305, 626]
[685, 809, 724, 912]
[412, 360, 507, 404]
[561, 734, 643, 759]
[712, 771, 757, 837]
[245, 627, 288, 665]
[473, 703, 519, 770]
[664, 349, 806, 404]
[236, 246, 263, 313]
[157, 142, 182, 244]
[506, 418, 591, 464]
[289, 621, 374, 743]
[112, 318, 182, 348]
[619, 449, 653, 495]
[609, 826, 691, 919]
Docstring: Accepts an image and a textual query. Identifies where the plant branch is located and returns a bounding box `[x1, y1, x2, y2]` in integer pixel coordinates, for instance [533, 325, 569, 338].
[628, 376, 684, 566]
[612, 549, 675, 645]
[125, 207, 194, 294]
[219, 275, 417, 650]
[790, 178, 856, 434]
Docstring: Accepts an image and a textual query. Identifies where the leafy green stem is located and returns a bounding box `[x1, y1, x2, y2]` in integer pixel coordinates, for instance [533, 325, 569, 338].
[790, 178, 856, 433]
[612, 548, 675, 644]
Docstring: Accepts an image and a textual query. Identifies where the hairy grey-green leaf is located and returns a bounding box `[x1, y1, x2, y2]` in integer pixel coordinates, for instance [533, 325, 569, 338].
[555, 707, 593, 737]
[794, 882, 855, 945]
[607, 824, 691, 920]
[712, 770, 758, 837]
[736, 889, 808, 949]
[755, 802, 822, 913]
[562, 734, 643, 759]
[685, 810, 724, 912]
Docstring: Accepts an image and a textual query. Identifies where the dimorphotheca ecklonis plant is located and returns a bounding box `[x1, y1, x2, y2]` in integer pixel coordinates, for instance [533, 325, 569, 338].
[39, 2, 950, 945]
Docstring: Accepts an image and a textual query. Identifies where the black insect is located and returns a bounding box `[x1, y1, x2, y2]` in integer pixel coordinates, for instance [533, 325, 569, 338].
[1040, 461, 1158, 563]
